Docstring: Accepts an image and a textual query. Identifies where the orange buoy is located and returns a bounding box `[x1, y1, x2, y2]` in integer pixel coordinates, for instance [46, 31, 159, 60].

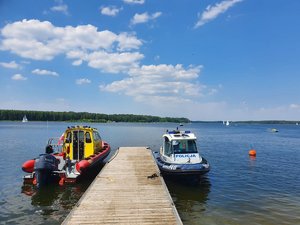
[22, 159, 35, 173]
[249, 149, 256, 156]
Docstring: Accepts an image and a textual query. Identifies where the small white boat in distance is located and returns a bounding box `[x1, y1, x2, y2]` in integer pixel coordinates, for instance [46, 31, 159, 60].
[225, 120, 230, 126]
[22, 115, 28, 123]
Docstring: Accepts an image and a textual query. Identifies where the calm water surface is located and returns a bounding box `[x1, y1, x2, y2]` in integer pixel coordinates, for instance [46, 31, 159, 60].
[0, 121, 299, 225]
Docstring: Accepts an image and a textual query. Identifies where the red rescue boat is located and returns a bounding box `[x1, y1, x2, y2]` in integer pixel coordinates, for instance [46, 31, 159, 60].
[22, 126, 111, 187]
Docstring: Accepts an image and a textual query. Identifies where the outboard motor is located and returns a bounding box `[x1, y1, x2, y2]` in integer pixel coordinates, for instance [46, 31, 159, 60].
[34, 154, 58, 188]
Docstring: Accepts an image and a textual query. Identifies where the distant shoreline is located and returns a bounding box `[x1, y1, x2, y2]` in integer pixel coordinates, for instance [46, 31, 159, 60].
[1, 120, 299, 125]
[1, 109, 299, 124]
[0, 109, 189, 123]
[192, 120, 300, 124]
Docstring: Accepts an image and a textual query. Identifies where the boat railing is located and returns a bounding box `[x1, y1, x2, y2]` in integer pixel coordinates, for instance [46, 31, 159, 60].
[167, 130, 191, 134]
[47, 137, 63, 153]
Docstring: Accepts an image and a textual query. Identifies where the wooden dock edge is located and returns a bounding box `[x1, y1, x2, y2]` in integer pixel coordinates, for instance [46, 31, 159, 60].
[61, 147, 183, 225]
[147, 147, 183, 225]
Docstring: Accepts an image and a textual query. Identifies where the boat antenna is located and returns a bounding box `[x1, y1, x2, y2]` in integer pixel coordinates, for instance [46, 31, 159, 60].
[46, 120, 49, 138]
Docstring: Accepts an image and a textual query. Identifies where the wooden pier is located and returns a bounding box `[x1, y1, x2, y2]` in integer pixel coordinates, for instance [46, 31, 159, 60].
[62, 147, 182, 225]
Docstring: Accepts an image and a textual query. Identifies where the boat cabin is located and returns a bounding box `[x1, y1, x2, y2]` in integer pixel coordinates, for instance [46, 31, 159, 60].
[161, 130, 201, 163]
[63, 126, 103, 161]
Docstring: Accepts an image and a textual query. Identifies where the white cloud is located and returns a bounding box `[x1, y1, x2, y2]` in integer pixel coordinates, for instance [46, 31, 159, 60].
[11, 73, 27, 81]
[87, 51, 144, 73]
[51, 0, 69, 15]
[208, 88, 218, 95]
[129, 64, 201, 79]
[0, 98, 71, 112]
[289, 104, 300, 109]
[0, 19, 143, 73]
[51, 4, 68, 14]
[194, 0, 243, 28]
[100, 64, 215, 102]
[131, 12, 162, 25]
[123, 0, 145, 5]
[0, 60, 21, 69]
[32, 69, 59, 76]
[76, 78, 91, 85]
[66, 48, 144, 73]
[101, 6, 122, 16]
[117, 32, 143, 51]
[72, 59, 83, 66]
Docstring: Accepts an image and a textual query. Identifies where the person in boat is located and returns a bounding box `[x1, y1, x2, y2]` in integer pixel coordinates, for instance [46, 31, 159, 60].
[85, 132, 92, 143]
[172, 140, 180, 153]
[164, 137, 172, 156]
[45, 144, 54, 154]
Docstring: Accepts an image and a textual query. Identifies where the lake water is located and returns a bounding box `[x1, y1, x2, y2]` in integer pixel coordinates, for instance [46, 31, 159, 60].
[0, 121, 299, 224]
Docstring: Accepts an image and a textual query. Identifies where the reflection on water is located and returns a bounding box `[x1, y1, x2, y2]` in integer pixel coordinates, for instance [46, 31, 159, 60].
[18, 183, 87, 224]
[21, 184, 84, 208]
[17, 163, 105, 224]
[165, 176, 211, 223]
[19, 179, 91, 224]
[168, 176, 211, 201]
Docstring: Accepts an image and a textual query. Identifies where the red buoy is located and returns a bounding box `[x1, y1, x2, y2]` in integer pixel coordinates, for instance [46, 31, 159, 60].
[22, 159, 35, 173]
[249, 149, 256, 157]
[59, 177, 65, 186]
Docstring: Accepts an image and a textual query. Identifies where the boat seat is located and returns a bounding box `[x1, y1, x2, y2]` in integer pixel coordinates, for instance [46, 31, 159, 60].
[55, 155, 65, 170]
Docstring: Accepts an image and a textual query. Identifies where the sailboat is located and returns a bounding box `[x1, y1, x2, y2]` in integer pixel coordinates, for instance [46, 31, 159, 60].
[225, 120, 230, 126]
[22, 115, 28, 123]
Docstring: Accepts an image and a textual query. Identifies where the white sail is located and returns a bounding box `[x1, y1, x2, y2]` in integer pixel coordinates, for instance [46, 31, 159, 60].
[226, 120, 229, 126]
[22, 115, 28, 123]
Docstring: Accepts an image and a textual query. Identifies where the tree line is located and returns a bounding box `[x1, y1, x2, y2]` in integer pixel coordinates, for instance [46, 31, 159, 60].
[0, 109, 190, 123]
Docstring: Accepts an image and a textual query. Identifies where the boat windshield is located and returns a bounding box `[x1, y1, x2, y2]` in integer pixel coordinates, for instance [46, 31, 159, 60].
[172, 140, 198, 154]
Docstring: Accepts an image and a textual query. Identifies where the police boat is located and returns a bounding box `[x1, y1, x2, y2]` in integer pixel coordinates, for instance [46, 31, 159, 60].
[153, 128, 210, 177]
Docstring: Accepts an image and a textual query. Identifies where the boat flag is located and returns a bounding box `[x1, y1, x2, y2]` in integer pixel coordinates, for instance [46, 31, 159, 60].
[57, 132, 65, 145]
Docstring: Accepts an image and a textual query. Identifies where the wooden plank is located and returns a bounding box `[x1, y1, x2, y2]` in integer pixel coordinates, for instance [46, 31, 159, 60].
[62, 147, 182, 225]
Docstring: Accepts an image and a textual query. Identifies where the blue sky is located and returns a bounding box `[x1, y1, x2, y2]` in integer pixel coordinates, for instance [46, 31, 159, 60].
[1, 0, 300, 121]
